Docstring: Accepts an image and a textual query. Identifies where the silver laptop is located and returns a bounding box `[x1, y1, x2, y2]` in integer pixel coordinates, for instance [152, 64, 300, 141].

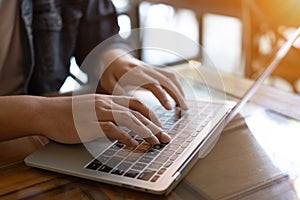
[25, 27, 300, 195]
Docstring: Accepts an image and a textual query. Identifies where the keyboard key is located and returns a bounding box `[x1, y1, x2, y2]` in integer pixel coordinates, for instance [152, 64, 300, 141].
[111, 142, 125, 150]
[96, 155, 110, 164]
[139, 156, 154, 164]
[145, 149, 160, 157]
[172, 123, 186, 131]
[164, 121, 175, 128]
[152, 143, 166, 150]
[166, 144, 180, 151]
[117, 162, 133, 172]
[102, 149, 117, 157]
[151, 175, 160, 182]
[186, 136, 194, 142]
[186, 123, 198, 130]
[148, 162, 163, 170]
[181, 141, 190, 148]
[124, 170, 139, 178]
[132, 162, 147, 171]
[125, 155, 140, 163]
[191, 131, 199, 137]
[115, 150, 130, 158]
[98, 165, 113, 173]
[164, 161, 173, 168]
[167, 118, 179, 123]
[160, 150, 174, 157]
[170, 154, 179, 161]
[155, 156, 168, 163]
[86, 161, 102, 170]
[178, 131, 191, 139]
[111, 169, 125, 175]
[172, 137, 185, 144]
[168, 128, 179, 135]
[137, 169, 156, 181]
[176, 148, 184, 154]
[157, 168, 167, 175]
[105, 156, 123, 169]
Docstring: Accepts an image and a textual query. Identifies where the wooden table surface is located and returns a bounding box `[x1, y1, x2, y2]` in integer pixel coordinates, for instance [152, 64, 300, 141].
[1, 72, 300, 200]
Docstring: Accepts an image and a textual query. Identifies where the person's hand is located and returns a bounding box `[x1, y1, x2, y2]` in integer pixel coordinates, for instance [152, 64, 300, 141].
[39, 94, 171, 146]
[98, 49, 188, 110]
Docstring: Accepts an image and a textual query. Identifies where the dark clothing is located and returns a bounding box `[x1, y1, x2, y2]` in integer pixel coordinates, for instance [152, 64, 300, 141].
[19, 0, 120, 95]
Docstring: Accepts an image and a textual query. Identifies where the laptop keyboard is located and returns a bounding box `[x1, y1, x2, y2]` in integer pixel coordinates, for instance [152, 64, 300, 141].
[85, 101, 221, 182]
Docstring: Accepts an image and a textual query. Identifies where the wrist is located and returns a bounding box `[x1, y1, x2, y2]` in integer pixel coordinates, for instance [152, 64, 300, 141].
[0, 96, 48, 141]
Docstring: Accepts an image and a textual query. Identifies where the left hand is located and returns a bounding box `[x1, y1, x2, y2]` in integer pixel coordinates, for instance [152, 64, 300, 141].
[98, 49, 188, 110]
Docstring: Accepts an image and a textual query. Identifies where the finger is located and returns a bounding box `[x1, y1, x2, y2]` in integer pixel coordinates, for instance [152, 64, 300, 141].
[102, 103, 169, 145]
[153, 132, 172, 144]
[144, 68, 188, 110]
[142, 81, 173, 110]
[112, 67, 171, 108]
[100, 100, 165, 145]
[112, 96, 162, 127]
[156, 68, 185, 96]
[112, 67, 175, 110]
[94, 98, 154, 137]
[163, 84, 187, 110]
[108, 110, 158, 143]
[93, 95, 160, 145]
[97, 106, 160, 145]
[131, 111, 171, 144]
[99, 122, 138, 147]
[129, 72, 172, 110]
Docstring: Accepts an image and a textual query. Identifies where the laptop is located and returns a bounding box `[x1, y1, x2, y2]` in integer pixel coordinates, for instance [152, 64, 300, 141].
[25, 27, 300, 195]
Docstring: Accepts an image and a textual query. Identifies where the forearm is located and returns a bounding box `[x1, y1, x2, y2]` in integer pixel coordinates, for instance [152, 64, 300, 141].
[0, 96, 46, 141]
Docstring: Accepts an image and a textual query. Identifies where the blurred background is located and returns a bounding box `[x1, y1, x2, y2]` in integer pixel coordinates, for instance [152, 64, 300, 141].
[111, 0, 300, 94]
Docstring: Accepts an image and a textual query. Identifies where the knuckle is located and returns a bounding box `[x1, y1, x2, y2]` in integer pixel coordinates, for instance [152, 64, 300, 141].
[128, 111, 136, 119]
[96, 99, 107, 106]
[94, 94, 104, 102]
[165, 71, 177, 79]
[132, 110, 142, 118]
[95, 103, 106, 112]
[150, 82, 162, 90]
[119, 111, 131, 119]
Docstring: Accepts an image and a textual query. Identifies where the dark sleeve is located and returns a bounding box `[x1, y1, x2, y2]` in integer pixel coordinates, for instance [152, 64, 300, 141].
[74, 0, 124, 66]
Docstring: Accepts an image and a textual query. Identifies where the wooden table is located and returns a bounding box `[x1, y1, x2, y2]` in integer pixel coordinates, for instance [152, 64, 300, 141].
[1, 71, 300, 199]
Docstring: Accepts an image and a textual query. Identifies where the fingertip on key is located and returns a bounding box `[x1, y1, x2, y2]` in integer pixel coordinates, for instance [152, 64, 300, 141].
[129, 139, 139, 147]
[160, 132, 171, 144]
[146, 136, 160, 145]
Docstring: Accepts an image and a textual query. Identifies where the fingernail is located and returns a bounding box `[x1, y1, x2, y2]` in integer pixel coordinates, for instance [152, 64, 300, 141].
[181, 101, 189, 110]
[165, 100, 173, 110]
[160, 132, 171, 143]
[147, 136, 160, 145]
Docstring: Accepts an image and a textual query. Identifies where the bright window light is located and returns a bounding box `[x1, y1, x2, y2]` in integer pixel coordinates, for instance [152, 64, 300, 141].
[118, 14, 131, 38]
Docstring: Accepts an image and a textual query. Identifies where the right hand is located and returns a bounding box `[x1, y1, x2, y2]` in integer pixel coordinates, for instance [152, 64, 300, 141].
[39, 94, 171, 146]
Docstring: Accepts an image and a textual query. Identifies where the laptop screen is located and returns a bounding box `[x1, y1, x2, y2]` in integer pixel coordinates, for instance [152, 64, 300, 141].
[165, 27, 300, 126]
